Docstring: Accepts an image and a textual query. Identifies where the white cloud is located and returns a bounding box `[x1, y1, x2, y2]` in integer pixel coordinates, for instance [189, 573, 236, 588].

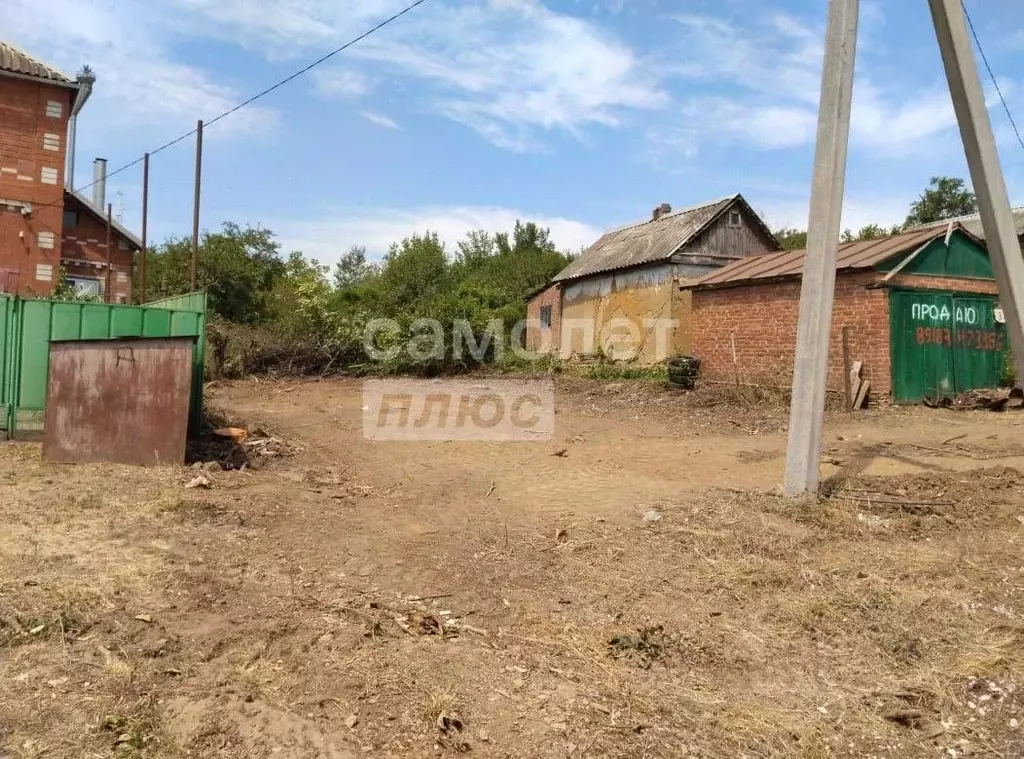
[315, 70, 373, 98]
[682, 99, 817, 149]
[270, 205, 602, 264]
[174, 0, 405, 52]
[361, 111, 401, 130]
[4, 0, 275, 136]
[664, 10, 1006, 157]
[178, 0, 667, 151]
[759, 194, 912, 235]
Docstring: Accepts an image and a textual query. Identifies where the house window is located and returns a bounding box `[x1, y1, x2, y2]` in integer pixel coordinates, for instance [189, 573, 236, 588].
[728, 209, 742, 228]
[40, 167, 58, 185]
[540, 305, 553, 329]
[118, 239, 131, 251]
[35, 264, 53, 282]
[63, 210, 79, 228]
[67, 277, 101, 297]
[45, 100, 63, 118]
[37, 231, 55, 249]
[42, 133, 61, 151]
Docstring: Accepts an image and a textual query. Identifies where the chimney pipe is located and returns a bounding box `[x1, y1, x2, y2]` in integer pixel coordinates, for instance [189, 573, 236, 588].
[93, 158, 107, 210]
[652, 202, 672, 221]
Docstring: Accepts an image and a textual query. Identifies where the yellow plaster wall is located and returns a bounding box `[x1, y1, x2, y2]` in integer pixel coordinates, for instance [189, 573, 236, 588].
[560, 273, 684, 364]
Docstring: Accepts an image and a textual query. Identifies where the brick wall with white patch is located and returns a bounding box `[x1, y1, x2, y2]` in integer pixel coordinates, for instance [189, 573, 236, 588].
[0, 75, 72, 295]
[61, 197, 135, 303]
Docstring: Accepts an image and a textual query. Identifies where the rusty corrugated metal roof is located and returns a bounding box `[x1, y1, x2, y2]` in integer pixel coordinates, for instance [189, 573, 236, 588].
[553, 194, 746, 282]
[910, 207, 1024, 240]
[0, 41, 72, 85]
[688, 225, 962, 290]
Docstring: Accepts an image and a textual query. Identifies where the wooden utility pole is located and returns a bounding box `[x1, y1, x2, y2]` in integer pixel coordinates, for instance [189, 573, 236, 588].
[784, 0, 859, 496]
[928, 0, 1024, 384]
[191, 119, 203, 290]
[105, 202, 113, 303]
[140, 152, 149, 305]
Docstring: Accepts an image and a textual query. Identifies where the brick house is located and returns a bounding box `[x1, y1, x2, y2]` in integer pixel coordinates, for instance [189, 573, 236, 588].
[525, 195, 781, 363]
[683, 224, 1007, 403]
[0, 41, 138, 301]
[524, 283, 561, 354]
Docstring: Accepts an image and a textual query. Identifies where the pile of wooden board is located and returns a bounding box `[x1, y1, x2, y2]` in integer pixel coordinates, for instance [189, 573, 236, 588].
[848, 361, 869, 410]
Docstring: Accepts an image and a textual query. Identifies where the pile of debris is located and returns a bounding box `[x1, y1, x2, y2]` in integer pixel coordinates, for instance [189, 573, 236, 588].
[924, 387, 1023, 412]
[187, 423, 295, 470]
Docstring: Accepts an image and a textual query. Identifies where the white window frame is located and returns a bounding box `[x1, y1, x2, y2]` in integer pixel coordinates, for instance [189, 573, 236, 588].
[67, 277, 101, 297]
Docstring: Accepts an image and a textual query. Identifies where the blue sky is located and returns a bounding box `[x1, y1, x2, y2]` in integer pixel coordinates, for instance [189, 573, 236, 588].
[5, 0, 1024, 265]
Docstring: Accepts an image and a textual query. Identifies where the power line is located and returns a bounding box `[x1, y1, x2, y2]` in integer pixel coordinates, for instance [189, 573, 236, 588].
[57, 0, 431, 203]
[961, 0, 1024, 153]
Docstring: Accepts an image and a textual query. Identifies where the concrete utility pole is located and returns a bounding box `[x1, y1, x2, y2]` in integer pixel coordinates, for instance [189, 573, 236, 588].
[928, 0, 1024, 384]
[785, 0, 1024, 496]
[784, 0, 860, 496]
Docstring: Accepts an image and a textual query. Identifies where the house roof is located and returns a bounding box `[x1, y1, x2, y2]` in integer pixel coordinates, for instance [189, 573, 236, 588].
[65, 190, 142, 249]
[910, 207, 1024, 240]
[552, 194, 772, 283]
[686, 225, 976, 291]
[0, 41, 75, 87]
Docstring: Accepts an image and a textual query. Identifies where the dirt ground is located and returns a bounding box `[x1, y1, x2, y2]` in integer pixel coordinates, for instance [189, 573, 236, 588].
[1, 377, 1022, 758]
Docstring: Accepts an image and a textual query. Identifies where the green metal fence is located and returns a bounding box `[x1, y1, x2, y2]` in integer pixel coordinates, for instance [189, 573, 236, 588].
[0, 292, 207, 437]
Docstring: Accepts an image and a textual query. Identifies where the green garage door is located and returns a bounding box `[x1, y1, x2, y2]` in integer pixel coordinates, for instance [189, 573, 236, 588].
[889, 289, 1007, 403]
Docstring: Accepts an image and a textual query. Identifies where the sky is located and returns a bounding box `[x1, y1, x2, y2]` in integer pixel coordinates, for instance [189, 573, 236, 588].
[3, 0, 1024, 265]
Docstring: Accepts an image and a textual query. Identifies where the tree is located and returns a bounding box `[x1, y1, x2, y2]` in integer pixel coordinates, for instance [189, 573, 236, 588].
[773, 228, 807, 250]
[456, 230, 496, 266]
[145, 223, 285, 323]
[904, 176, 977, 227]
[840, 223, 902, 243]
[333, 246, 376, 290]
[495, 221, 557, 257]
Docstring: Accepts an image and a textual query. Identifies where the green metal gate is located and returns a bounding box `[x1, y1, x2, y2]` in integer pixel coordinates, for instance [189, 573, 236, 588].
[0, 292, 206, 437]
[889, 289, 1006, 403]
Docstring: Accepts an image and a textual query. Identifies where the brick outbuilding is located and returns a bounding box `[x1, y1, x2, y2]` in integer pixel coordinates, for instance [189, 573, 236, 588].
[684, 225, 1007, 403]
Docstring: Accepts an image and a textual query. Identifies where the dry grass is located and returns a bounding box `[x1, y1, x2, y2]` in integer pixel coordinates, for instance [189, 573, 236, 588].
[0, 384, 1022, 757]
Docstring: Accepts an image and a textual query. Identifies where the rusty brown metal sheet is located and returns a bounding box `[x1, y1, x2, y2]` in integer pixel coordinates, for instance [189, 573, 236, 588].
[42, 337, 195, 466]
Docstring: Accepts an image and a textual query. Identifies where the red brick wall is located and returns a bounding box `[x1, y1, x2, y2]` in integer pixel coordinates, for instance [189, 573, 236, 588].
[525, 284, 561, 353]
[691, 272, 1004, 396]
[61, 198, 134, 303]
[691, 272, 892, 393]
[0, 76, 72, 296]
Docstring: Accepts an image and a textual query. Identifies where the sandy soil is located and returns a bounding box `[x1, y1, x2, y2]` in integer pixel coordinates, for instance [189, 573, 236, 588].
[0, 376, 1022, 758]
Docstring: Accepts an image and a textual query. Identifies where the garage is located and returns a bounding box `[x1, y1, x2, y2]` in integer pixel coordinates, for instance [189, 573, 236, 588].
[888, 289, 1006, 402]
[685, 223, 1010, 403]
